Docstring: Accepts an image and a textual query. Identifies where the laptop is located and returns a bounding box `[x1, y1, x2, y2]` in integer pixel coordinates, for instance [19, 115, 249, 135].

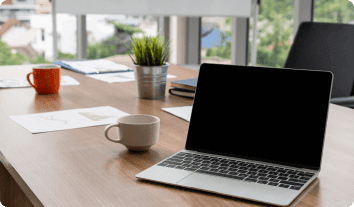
[136, 63, 333, 206]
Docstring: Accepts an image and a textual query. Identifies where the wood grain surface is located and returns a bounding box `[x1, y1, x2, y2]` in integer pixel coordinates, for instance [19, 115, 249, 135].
[0, 59, 353, 207]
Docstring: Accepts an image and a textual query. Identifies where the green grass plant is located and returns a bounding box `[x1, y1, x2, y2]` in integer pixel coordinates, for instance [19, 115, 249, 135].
[123, 29, 171, 66]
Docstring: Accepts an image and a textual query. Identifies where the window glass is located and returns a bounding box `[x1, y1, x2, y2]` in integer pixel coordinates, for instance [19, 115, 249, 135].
[254, 0, 294, 68]
[201, 17, 232, 65]
[0, 0, 52, 65]
[314, 0, 354, 23]
[86, 15, 157, 61]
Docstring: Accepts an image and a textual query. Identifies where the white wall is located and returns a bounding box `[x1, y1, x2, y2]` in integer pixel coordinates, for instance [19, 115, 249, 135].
[1, 27, 27, 45]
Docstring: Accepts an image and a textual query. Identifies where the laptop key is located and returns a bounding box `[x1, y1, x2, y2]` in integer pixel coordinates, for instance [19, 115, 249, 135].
[196, 170, 245, 181]
[288, 178, 306, 184]
[267, 182, 279, 186]
[248, 175, 259, 179]
[184, 168, 198, 171]
[169, 158, 183, 163]
[209, 169, 219, 172]
[289, 186, 302, 190]
[182, 164, 192, 168]
[279, 181, 304, 187]
[200, 167, 211, 171]
[175, 166, 185, 169]
[277, 176, 288, 180]
[269, 179, 280, 182]
[268, 172, 278, 175]
[244, 178, 258, 183]
[257, 180, 268, 184]
[278, 184, 290, 188]
[162, 161, 181, 166]
[166, 165, 176, 168]
[238, 173, 248, 177]
[258, 177, 269, 180]
[228, 172, 239, 176]
[157, 163, 168, 166]
[219, 170, 229, 174]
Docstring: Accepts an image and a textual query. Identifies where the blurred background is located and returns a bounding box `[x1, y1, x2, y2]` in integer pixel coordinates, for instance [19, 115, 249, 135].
[0, 0, 354, 68]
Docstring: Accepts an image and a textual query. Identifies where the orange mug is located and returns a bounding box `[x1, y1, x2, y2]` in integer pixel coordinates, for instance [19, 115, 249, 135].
[27, 64, 61, 95]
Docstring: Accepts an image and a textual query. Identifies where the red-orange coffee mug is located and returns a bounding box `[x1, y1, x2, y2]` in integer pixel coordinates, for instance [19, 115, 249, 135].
[27, 64, 61, 95]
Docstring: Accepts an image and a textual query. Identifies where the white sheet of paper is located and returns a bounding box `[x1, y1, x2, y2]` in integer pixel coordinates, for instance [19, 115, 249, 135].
[86, 71, 177, 83]
[0, 75, 80, 88]
[162, 106, 192, 122]
[62, 59, 130, 74]
[9, 106, 129, 134]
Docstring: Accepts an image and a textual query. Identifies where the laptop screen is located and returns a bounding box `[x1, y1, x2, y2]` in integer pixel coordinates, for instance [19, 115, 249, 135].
[185, 64, 333, 171]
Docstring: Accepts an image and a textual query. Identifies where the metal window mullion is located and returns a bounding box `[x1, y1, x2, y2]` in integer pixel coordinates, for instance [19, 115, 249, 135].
[77, 14, 87, 60]
[231, 17, 249, 66]
[52, 0, 58, 61]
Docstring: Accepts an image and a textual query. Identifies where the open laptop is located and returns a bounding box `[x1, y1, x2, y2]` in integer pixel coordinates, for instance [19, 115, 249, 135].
[136, 63, 333, 206]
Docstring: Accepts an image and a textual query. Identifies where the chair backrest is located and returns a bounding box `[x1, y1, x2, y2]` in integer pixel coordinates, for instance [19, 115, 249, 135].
[284, 22, 354, 98]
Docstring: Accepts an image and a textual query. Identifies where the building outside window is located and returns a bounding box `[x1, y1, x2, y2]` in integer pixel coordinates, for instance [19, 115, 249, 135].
[201, 17, 232, 65]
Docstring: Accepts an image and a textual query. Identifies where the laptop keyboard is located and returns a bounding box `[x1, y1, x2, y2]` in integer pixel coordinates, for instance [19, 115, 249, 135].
[157, 152, 315, 191]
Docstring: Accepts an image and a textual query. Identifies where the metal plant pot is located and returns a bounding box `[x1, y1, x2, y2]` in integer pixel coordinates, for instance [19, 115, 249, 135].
[133, 63, 169, 99]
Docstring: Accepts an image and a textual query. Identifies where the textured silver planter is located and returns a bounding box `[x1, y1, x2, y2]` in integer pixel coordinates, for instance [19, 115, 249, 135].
[133, 63, 169, 99]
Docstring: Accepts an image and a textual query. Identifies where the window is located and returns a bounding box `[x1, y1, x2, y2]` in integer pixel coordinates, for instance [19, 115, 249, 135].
[252, 0, 294, 68]
[85, 14, 154, 60]
[314, 0, 354, 23]
[201, 17, 232, 65]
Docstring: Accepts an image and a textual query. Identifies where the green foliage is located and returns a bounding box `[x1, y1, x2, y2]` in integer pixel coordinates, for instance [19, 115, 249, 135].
[123, 30, 171, 66]
[0, 39, 51, 65]
[256, 0, 294, 68]
[314, 0, 354, 23]
[87, 42, 117, 60]
[204, 0, 354, 68]
[112, 22, 144, 34]
[28, 55, 51, 64]
[206, 41, 231, 59]
[58, 50, 76, 59]
[0, 39, 28, 65]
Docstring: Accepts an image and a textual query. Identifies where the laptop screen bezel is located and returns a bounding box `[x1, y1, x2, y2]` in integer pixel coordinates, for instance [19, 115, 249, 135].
[185, 63, 333, 172]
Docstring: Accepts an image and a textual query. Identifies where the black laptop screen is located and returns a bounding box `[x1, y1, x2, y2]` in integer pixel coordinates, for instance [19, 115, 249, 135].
[185, 64, 333, 171]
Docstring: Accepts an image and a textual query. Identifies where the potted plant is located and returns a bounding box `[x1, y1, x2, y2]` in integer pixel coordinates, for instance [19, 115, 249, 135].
[123, 30, 172, 99]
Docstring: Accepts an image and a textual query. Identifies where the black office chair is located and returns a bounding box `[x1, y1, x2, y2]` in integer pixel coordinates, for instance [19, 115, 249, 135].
[284, 22, 354, 108]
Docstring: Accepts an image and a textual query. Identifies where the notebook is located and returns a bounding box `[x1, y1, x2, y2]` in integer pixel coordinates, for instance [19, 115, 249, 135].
[169, 78, 197, 99]
[54, 59, 133, 75]
[136, 63, 333, 206]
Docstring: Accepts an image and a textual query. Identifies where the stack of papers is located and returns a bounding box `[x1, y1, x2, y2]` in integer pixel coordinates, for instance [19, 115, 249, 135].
[10, 106, 129, 134]
[86, 72, 177, 83]
[162, 106, 192, 122]
[56, 59, 133, 74]
[0, 75, 80, 88]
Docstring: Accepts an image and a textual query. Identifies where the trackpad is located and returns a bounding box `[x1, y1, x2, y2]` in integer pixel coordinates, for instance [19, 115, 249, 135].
[177, 172, 246, 196]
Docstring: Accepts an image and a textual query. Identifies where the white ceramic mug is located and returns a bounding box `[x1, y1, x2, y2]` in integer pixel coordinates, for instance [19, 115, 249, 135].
[104, 114, 160, 151]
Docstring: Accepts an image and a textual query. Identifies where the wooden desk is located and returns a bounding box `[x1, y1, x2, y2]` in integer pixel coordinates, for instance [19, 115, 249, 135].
[0, 61, 353, 207]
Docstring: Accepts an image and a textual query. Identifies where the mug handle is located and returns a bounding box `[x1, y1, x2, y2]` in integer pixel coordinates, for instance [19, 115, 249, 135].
[104, 123, 121, 143]
[26, 72, 36, 89]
